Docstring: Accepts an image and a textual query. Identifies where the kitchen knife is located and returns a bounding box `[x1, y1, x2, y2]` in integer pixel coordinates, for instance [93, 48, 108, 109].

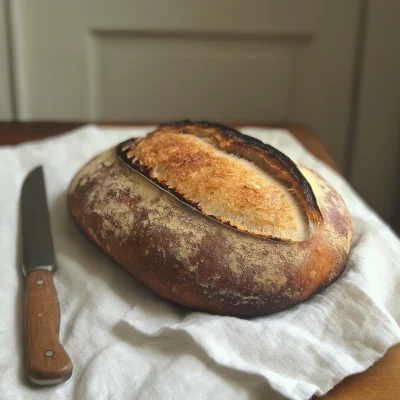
[21, 166, 72, 385]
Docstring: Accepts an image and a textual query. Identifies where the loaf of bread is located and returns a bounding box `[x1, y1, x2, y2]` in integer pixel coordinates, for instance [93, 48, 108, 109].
[68, 121, 352, 317]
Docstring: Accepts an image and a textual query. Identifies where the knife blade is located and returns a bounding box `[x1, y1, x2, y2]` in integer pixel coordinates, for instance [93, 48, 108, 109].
[21, 166, 72, 385]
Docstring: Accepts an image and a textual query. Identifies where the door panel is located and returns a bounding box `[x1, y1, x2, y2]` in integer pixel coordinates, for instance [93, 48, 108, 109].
[90, 31, 309, 121]
[10, 0, 361, 168]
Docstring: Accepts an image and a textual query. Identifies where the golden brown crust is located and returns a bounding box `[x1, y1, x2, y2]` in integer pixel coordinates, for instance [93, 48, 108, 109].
[118, 122, 323, 241]
[124, 130, 309, 240]
[68, 122, 352, 317]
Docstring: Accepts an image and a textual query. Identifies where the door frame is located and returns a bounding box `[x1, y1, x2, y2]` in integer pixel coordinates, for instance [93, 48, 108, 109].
[349, 0, 400, 225]
[0, 0, 13, 120]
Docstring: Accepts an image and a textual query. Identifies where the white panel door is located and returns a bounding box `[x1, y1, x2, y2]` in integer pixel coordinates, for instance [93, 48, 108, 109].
[9, 0, 361, 167]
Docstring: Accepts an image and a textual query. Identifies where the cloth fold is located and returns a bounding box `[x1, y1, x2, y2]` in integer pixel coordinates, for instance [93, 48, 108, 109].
[0, 125, 399, 400]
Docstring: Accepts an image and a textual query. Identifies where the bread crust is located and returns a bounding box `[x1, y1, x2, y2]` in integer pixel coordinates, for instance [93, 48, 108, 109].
[118, 121, 323, 241]
[68, 122, 352, 317]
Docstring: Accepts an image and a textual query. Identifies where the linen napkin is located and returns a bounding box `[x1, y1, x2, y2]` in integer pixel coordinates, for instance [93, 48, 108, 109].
[0, 125, 399, 400]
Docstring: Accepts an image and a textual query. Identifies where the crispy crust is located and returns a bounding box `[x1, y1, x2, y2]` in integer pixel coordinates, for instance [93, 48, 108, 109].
[68, 121, 352, 317]
[117, 121, 323, 241]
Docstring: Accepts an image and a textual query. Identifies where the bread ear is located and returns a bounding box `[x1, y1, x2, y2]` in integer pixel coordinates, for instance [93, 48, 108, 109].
[118, 121, 323, 241]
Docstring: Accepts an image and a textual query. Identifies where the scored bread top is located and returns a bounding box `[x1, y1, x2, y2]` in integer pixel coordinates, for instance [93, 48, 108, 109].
[118, 121, 323, 241]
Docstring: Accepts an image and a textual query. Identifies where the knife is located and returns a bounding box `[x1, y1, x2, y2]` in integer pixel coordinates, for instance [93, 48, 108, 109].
[21, 166, 73, 385]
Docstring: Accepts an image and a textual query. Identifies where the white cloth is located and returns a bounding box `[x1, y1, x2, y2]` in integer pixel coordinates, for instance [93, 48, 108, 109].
[1, 125, 399, 400]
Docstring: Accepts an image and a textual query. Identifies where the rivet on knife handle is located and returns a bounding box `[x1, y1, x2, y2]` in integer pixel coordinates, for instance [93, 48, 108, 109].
[25, 269, 72, 385]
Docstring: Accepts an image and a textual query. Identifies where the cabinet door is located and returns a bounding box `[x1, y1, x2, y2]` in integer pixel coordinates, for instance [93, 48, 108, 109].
[10, 0, 361, 167]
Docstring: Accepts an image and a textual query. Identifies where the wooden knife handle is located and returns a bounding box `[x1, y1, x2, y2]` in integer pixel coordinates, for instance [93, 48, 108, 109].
[25, 270, 73, 385]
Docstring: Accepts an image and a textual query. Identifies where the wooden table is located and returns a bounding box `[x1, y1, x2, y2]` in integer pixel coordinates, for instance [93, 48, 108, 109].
[1, 121, 398, 399]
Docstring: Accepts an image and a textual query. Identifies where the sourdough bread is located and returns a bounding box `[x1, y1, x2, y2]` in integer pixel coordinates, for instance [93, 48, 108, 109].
[68, 122, 352, 316]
